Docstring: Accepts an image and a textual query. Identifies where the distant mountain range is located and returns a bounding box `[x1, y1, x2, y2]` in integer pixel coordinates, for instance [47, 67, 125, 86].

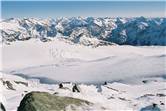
[0, 17, 166, 46]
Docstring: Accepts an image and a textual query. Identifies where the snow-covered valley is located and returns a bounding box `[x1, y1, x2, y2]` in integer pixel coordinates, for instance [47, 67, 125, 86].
[0, 39, 166, 111]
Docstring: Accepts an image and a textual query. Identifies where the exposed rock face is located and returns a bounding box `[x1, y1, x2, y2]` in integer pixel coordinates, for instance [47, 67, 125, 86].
[0, 102, 6, 111]
[2, 80, 15, 90]
[17, 91, 92, 111]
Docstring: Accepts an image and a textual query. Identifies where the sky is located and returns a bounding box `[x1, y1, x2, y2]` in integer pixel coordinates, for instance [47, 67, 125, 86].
[1, 1, 166, 19]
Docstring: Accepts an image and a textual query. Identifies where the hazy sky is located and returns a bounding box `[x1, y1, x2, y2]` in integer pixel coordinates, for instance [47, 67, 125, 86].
[1, 1, 166, 18]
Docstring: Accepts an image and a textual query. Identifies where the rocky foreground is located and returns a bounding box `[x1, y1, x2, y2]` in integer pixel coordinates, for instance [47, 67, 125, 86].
[0, 73, 165, 111]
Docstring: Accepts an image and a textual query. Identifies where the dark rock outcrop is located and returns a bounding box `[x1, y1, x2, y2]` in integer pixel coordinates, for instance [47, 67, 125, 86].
[0, 102, 6, 111]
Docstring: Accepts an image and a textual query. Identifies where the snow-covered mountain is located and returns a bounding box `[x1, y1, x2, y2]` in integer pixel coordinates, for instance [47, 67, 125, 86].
[0, 17, 166, 111]
[1, 17, 166, 46]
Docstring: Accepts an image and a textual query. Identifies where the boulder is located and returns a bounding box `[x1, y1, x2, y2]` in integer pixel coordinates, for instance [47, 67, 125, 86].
[140, 104, 161, 111]
[17, 91, 92, 111]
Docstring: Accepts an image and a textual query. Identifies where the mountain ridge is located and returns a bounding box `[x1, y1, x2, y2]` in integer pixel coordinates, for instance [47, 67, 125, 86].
[1, 17, 166, 46]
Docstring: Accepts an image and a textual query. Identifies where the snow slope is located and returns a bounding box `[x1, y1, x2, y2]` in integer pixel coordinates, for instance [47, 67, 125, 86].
[1, 39, 166, 84]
